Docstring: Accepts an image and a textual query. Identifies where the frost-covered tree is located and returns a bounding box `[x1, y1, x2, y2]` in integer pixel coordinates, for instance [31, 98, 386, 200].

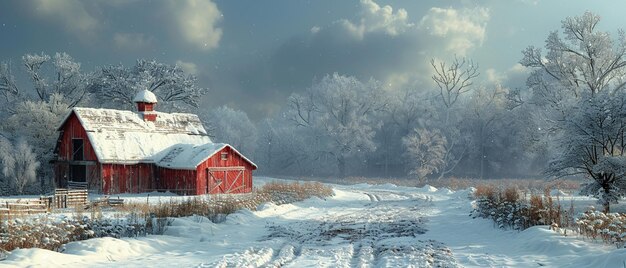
[521, 12, 626, 119]
[271, 119, 315, 175]
[365, 88, 432, 177]
[0, 137, 12, 193]
[390, 88, 432, 136]
[522, 12, 626, 212]
[0, 52, 85, 193]
[91, 59, 208, 112]
[287, 73, 386, 177]
[465, 86, 508, 179]
[0, 61, 20, 104]
[548, 92, 626, 213]
[255, 118, 277, 172]
[0, 52, 89, 111]
[23, 52, 90, 107]
[202, 106, 257, 156]
[0, 138, 40, 195]
[431, 56, 479, 122]
[430, 57, 479, 179]
[403, 128, 447, 180]
[3, 94, 70, 192]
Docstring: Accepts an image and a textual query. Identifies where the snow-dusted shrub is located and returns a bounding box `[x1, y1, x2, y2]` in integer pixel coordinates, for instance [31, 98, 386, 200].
[0, 216, 85, 252]
[472, 186, 528, 229]
[472, 185, 567, 230]
[0, 214, 150, 252]
[576, 210, 626, 248]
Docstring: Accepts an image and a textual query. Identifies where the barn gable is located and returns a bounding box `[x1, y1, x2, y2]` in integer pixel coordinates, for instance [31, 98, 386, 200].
[57, 108, 211, 164]
[157, 143, 257, 170]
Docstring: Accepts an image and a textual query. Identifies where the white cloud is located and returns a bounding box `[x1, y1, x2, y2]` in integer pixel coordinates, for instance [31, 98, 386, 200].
[33, 0, 99, 39]
[176, 60, 198, 75]
[338, 0, 413, 40]
[113, 33, 153, 50]
[485, 63, 529, 87]
[419, 7, 490, 55]
[169, 0, 223, 51]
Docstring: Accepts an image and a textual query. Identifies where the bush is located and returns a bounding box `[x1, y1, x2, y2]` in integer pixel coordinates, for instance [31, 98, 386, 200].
[576, 210, 626, 248]
[472, 185, 567, 230]
[0, 214, 147, 253]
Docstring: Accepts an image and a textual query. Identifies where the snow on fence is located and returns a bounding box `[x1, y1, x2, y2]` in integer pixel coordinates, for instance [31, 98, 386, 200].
[0, 200, 48, 218]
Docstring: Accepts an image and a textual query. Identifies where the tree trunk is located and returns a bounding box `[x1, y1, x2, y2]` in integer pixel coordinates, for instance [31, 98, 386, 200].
[602, 201, 610, 214]
[337, 155, 346, 178]
[602, 186, 611, 213]
[479, 125, 486, 180]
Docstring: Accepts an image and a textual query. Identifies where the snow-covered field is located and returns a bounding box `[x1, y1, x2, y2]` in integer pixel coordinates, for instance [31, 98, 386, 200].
[2, 177, 626, 267]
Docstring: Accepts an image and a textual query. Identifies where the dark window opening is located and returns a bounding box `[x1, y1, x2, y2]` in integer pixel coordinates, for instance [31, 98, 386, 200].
[70, 165, 87, 183]
[72, 139, 84, 161]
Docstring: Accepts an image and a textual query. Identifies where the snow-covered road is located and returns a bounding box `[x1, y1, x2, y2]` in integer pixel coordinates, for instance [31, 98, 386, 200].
[3, 180, 625, 267]
[207, 187, 457, 268]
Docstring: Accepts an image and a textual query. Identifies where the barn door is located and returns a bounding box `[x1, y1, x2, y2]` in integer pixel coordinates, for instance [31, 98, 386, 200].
[207, 167, 245, 194]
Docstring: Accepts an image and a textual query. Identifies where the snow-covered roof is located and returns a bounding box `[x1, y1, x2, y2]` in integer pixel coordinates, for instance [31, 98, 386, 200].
[60, 107, 211, 164]
[157, 143, 257, 170]
[133, 89, 158, 103]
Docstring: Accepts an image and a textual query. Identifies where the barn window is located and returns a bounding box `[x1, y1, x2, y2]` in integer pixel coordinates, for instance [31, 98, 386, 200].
[72, 139, 84, 161]
[221, 152, 228, 160]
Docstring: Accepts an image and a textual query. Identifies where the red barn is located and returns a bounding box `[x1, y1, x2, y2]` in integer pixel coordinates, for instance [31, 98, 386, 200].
[54, 90, 257, 195]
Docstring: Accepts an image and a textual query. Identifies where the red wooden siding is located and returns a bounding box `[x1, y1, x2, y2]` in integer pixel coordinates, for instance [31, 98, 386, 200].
[156, 168, 196, 195]
[195, 146, 254, 195]
[57, 113, 98, 161]
[157, 146, 255, 195]
[137, 102, 154, 112]
[55, 112, 99, 189]
[101, 163, 153, 194]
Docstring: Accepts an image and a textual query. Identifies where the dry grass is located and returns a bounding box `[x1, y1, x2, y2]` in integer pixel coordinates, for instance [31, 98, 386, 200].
[0, 217, 87, 252]
[474, 184, 497, 201]
[290, 176, 582, 192]
[576, 210, 626, 247]
[0, 181, 334, 253]
[259, 181, 333, 204]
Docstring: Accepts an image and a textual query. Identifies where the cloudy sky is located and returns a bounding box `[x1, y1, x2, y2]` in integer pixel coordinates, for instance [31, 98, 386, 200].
[0, 0, 623, 119]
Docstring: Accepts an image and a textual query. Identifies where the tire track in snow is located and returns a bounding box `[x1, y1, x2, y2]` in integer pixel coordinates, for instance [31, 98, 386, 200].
[349, 242, 376, 268]
[262, 243, 300, 268]
[202, 243, 302, 268]
[259, 188, 458, 267]
[205, 247, 274, 268]
[364, 193, 377, 202]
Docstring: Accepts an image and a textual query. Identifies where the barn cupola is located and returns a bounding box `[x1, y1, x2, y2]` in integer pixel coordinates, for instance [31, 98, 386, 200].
[133, 89, 158, 122]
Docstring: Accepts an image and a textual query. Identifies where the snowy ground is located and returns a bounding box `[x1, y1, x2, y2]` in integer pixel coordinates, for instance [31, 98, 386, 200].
[2, 177, 626, 267]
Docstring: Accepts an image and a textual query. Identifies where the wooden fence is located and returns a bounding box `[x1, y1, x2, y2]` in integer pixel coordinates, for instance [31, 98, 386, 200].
[0, 188, 89, 218]
[40, 188, 88, 209]
[0, 200, 48, 217]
